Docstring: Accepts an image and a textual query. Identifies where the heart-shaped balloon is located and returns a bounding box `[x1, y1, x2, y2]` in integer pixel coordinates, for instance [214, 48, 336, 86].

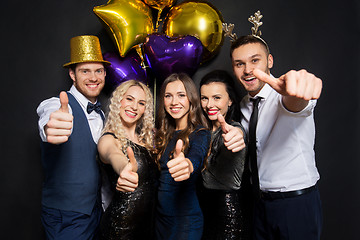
[143, 33, 203, 82]
[103, 51, 148, 87]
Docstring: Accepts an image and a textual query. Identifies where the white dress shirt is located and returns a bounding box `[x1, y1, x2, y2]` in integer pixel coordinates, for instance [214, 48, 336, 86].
[37, 85, 104, 143]
[240, 83, 320, 192]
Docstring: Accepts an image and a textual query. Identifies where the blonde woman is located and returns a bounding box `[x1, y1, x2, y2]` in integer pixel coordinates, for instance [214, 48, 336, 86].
[97, 80, 158, 240]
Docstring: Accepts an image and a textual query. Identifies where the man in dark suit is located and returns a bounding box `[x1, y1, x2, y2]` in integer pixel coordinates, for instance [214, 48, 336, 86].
[36, 35, 110, 239]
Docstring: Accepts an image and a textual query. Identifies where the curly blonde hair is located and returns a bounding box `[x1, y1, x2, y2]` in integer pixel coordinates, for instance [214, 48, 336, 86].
[103, 80, 154, 152]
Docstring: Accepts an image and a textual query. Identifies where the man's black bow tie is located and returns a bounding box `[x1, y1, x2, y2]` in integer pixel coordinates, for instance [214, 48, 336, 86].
[87, 101, 102, 115]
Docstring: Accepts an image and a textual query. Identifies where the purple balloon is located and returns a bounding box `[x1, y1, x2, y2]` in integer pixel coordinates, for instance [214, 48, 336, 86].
[103, 51, 148, 87]
[143, 33, 203, 82]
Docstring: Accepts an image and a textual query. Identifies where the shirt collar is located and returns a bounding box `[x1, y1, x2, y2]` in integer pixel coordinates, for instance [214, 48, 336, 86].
[69, 85, 98, 110]
[244, 83, 272, 103]
[256, 83, 272, 99]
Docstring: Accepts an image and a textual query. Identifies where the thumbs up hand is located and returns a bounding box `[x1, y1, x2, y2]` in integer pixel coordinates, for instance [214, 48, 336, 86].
[218, 113, 245, 153]
[253, 69, 322, 100]
[45, 91, 73, 144]
[253, 68, 322, 112]
[116, 147, 139, 192]
[167, 139, 193, 182]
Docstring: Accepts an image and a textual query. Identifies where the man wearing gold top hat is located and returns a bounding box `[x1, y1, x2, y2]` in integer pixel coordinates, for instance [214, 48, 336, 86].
[36, 35, 110, 240]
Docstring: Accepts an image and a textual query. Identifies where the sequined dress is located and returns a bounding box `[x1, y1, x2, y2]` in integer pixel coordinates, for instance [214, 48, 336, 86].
[100, 136, 159, 240]
[197, 121, 252, 240]
[155, 127, 211, 240]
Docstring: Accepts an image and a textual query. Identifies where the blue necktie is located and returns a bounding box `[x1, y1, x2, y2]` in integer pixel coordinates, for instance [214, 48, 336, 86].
[87, 102, 105, 121]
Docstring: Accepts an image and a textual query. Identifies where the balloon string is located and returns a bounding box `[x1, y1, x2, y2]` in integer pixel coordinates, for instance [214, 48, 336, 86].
[154, 77, 156, 121]
[155, 9, 163, 32]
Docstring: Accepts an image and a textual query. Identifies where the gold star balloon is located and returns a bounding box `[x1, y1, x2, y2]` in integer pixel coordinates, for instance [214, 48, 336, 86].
[93, 0, 154, 57]
[163, 1, 224, 62]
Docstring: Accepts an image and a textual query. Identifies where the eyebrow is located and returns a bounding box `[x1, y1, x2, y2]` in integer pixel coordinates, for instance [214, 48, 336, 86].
[233, 53, 262, 62]
[203, 94, 223, 98]
[165, 91, 186, 94]
[77, 67, 104, 71]
[126, 94, 146, 102]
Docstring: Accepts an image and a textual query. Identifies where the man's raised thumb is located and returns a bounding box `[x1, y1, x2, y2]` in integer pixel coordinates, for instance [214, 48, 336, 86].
[59, 91, 69, 113]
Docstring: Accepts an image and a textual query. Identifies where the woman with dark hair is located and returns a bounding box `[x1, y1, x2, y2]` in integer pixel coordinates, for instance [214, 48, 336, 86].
[154, 73, 211, 240]
[197, 70, 251, 239]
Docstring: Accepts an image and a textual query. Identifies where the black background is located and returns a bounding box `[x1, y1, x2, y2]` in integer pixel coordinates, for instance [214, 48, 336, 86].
[1, 0, 359, 239]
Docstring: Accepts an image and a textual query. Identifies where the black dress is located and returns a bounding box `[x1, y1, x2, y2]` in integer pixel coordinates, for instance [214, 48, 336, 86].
[197, 121, 252, 240]
[100, 135, 158, 240]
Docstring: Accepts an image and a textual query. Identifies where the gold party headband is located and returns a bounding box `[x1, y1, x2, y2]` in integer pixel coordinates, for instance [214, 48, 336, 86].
[248, 10, 269, 52]
[249, 10, 263, 38]
[222, 23, 237, 42]
[222, 10, 269, 52]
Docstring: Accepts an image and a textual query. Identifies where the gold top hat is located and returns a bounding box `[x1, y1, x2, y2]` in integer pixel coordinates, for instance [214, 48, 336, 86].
[63, 35, 111, 68]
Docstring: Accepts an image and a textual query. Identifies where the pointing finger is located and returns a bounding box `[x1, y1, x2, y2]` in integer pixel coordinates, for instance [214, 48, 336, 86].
[253, 69, 282, 93]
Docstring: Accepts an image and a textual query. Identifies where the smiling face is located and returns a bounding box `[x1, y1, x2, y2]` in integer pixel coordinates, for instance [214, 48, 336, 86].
[200, 82, 232, 130]
[232, 42, 273, 97]
[69, 62, 106, 103]
[119, 85, 146, 127]
[164, 80, 190, 130]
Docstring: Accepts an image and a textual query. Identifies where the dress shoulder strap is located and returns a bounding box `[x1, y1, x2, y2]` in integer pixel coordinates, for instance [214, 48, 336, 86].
[102, 132, 117, 139]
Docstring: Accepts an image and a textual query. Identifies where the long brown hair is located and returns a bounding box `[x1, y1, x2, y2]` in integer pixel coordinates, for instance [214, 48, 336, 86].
[155, 73, 209, 163]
